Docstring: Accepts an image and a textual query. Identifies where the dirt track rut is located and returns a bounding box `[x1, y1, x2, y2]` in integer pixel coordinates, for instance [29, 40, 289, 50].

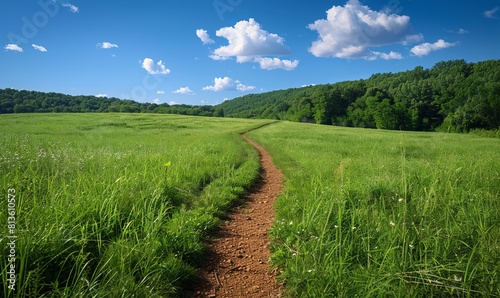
[192, 133, 283, 297]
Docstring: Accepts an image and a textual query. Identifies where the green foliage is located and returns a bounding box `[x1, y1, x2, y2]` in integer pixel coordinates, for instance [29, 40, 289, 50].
[0, 114, 270, 297]
[248, 122, 500, 297]
[0, 89, 219, 117]
[2, 59, 498, 133]
[221, 59, 500, 132]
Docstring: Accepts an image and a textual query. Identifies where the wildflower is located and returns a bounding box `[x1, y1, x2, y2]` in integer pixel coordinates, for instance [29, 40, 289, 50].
[334, 225, 338, 228]
[351, 226, 356, 231]
[390, 221, 396, 227]
[307, 269, 315, 273]
[453, 275, 462, 282]
[409, 244, 415, 249]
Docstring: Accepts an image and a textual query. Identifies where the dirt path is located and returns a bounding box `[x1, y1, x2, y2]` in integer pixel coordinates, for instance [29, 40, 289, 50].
[192, 133, 283, 297]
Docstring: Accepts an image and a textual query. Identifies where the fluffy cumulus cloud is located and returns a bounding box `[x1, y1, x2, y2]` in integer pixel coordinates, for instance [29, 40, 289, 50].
[205, 19, 299, 70]
[5, 44, 23, 52]
[95, 94, 108, 98]
[196, 29, 214, 44]
[214, 18, 290, 57]
[203, 77, 255, 92]
[372, 51, 402, 60]
[62, 3, 79, 13]
[141, 58, 171, 75]
[173, 87, 194, 94]
[32, 44, 47, 52]
[308, 0, 417, 60]
[97, 42, 118, 49]
[410, 39, 456, 56]
[256, 57, 300, 71]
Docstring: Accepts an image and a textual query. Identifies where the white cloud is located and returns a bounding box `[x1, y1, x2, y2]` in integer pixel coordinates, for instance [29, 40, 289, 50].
[173, 87, 194, 94]
[203, 77, 255, 92]
[95, 94, 108, 98]
[213, 18, 290, 58]
[308, 0, 415, 60]
[203, 77, 233, 92]
[458, 28, 468, 34]
[156, 90, 165, 94]
[483, 7, 499, 18]
[372, 51, 402, 60]
[141, 58, 171, 75]
[62, 3, 79, 13]
[402, 34, 424, 45]
[209, 54, 231, 61]
[206, 18, 298, 70]
[196, 29, 215, 44]
[153, 98, 162, 104]
[97, 42, 118, 49]
[32, 44, 47, 52]
[169, 101, 178, 105]
[4, 44, 23, 52]
[410, 39, 457, 57]
[256, 57, 299, 71]
[236, 81, 256, 92]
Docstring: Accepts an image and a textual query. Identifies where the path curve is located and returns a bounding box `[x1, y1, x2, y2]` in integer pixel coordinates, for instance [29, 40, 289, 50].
[193, 133, 283, 297]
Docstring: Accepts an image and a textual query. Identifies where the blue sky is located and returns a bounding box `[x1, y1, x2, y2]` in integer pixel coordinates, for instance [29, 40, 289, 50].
[1, 0, 499, 106]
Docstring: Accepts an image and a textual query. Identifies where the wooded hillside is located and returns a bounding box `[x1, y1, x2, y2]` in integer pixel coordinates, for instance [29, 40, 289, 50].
[219, 59, 500, 132]
[1, 59, 499, 132]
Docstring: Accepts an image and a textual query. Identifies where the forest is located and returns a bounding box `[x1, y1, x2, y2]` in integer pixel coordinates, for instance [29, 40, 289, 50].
[1, 59, 499, 132]
[219, 59, 500, 132]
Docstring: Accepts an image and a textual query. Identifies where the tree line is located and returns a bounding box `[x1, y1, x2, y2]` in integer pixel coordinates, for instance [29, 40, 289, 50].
[0, 90, 223, 117]
[1, 59, 499, 132]
[219, 59, 499, 132]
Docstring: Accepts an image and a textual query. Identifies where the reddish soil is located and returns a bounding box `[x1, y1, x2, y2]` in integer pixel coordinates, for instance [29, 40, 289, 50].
[192, 133, 283, 297]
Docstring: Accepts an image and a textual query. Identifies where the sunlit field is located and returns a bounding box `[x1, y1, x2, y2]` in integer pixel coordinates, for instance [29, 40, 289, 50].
[0, 113, 271, 297]
[1, 114, 498, 297]
[248, 122, 499, 297]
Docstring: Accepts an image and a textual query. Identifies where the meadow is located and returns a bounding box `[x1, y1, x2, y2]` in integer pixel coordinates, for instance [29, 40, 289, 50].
[0, 113, 271, 297]
[1, 114, 499, 297]
[247, 122, 499, 297]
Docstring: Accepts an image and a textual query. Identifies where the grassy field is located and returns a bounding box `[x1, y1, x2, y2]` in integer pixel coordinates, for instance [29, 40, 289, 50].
[0, 114, 272, 297]
[247, 122, 500, 297]
[1, 114, 499, 297]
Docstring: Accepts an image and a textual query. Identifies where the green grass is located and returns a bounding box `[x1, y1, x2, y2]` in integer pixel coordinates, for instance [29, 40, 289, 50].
[0, 113, 272, 297]
[247, 122, 500, 297]
[2, 114, 498, 297]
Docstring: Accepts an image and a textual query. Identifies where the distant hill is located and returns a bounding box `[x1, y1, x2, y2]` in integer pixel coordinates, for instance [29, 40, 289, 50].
[219, 59, 500, 132]
[1, 59, 499, 132]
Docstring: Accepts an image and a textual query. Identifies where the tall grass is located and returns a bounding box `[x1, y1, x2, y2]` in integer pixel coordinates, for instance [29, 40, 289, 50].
[0, 114, 271, 297]
[248, 122, 499, 297]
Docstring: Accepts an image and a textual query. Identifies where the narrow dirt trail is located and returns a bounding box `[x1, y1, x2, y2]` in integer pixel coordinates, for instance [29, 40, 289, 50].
[192, 133, 283, 297]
